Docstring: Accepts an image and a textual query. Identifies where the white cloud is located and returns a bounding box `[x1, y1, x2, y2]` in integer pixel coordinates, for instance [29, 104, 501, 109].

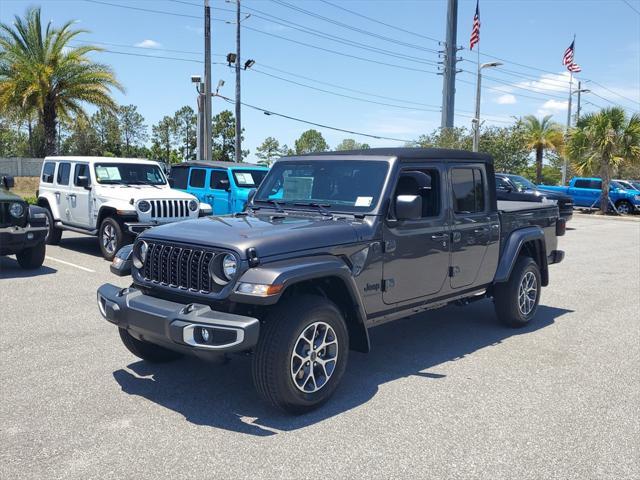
[135, 39, 161, 49]
[496, 94, 516, 105]
[537, 99, 568, 117]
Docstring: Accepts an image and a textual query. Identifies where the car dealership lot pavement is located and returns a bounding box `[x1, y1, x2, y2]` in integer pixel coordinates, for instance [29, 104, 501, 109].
[1, 215, 638, 480]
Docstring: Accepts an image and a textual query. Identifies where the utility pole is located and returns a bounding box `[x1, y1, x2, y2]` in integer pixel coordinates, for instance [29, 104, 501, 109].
[203, 0, 213, 161]
[235, 0, 242, 163]
[441, 0, 458, 129]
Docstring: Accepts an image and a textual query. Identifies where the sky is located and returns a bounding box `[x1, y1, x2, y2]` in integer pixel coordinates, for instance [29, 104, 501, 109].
[2, 0, 639, 163]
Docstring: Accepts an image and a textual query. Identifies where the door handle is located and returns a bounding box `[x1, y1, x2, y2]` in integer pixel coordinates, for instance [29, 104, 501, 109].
[431, 234, 449, 241]
[474, 227, 489, 234]
[69, 193, 76, 199]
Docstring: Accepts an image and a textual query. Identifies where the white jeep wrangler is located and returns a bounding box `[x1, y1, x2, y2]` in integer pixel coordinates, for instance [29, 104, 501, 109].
[37, 157, 211, 260]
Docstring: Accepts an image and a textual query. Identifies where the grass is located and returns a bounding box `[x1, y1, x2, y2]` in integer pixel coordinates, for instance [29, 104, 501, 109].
[12, 176, 39, 200]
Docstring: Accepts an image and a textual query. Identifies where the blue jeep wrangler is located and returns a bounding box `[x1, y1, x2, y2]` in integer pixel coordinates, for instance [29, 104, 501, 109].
[169, 162, 269, 215]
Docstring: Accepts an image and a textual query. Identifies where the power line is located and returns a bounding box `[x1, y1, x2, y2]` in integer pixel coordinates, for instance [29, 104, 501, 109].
[621, 0, 640, 15]
[585, 79, 640, 108]
[215, 95, 413, 143]
[84, 0, 201, 19]
[269, 0, 443, 54]
[318, 0, 443, 44]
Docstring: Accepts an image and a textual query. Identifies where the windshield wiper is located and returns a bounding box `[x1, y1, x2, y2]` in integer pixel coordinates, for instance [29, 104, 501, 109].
[255, 199, 285, 213]
[294, 202, 332, 217]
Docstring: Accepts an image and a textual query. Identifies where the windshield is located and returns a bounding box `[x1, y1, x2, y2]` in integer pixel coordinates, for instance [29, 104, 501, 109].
[254, 160, 389, 213]
[507, 174, 537, 191]
[94, 163, 166, 185]
[232, 169, 268, 188]
[615, 180, 636, 190]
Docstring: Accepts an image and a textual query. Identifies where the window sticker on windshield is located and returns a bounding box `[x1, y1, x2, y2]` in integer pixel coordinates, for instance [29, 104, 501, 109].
[283, 176, 314, 200]
[95, 166, 121, 180]
[235, 172, 254, 185]
[355, 196, 373, 207]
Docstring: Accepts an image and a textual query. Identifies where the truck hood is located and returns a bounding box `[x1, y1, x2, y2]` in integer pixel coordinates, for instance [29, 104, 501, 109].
[141, 213, 360, 258]
[94, 184, 196, 202]
[526, 189, 572, 202]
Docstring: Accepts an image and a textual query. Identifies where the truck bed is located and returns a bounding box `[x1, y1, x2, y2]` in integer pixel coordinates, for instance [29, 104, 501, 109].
[497, 200, 556, 212]
[498, 200, 560, 253]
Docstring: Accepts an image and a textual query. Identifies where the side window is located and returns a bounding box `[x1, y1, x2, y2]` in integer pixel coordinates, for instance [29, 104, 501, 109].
[56, 162, 71, 185]
[210, 170, 230, 190]
[591, 180, 602, 190]
[496, 177, 511, 190]
[170, 167, 189, 189]
[73, 164, 90, 186]
[188, 168, 206, 188]
[42, 162, 55, 183]
[395, 168, 441, 218]
[574, 179, 590, 189]
[451, 167, 485, 214]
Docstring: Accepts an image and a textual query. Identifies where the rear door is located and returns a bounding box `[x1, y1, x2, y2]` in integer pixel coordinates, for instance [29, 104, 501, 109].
[382, 165, 450, 304]
[187, 167, 209, 203]
[55, 161, 72, 224]
[208, 169, 232, 214]
[449, 165, 498, 289]
[68, 162, 92, 226]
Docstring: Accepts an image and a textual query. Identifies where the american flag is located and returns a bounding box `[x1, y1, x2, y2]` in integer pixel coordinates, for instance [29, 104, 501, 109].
[562, 40, 575, 66]
[470, 0, 480, 51]
[567, 63, 582, 73]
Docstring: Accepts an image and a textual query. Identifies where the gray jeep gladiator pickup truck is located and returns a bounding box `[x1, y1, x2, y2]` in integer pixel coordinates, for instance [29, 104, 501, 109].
[97, 148, 565, 413]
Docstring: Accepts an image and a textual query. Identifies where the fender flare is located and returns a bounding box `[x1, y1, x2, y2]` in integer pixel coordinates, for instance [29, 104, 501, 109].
[494, 226, 549, 286]
[37, 193, 59, 220]
[231, 255, 371, 352]
[96, 201, 137, 225]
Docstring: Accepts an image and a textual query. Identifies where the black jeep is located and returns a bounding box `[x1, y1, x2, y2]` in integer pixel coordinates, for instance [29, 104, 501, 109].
[97, 148, 565, 413]
[0, 175, 48, 269]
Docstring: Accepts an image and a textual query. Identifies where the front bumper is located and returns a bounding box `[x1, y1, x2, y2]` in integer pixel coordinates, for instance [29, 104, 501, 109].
[97, 283, 260, 355]
[0, 225, 47, 255]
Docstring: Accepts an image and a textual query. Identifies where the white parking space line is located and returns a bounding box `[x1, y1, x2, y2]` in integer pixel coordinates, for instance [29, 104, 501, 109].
[45, 256, 96, 273]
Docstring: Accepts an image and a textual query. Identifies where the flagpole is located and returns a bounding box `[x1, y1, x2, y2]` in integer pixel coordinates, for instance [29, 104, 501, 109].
[562, 34, 576, 185]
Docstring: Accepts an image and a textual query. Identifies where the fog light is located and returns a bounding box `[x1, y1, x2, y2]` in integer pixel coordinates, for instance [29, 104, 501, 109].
[200, 327, 210, 342]
[27, 232, 34, 240]
[97, 294, 107, 318]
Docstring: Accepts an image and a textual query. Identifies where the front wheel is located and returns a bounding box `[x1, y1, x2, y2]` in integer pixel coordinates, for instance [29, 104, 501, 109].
[16, 241, 46, 269]
[252, 295, 349, 414]
[43, 208, 62, 245]
[99, 217, 129, 261]
[615, 200, 634, 215]
[494, 256, 541, 328]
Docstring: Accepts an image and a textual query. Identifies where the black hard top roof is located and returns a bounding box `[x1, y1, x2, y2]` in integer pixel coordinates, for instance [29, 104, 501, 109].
[171, 161, 267, 169]
[285, 147, 493, 164]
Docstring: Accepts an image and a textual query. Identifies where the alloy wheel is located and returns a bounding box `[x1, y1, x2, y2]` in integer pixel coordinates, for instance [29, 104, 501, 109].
[518, 271, 538, 316]
[102, 224, 117, 254]
[290, 321, 339, 393]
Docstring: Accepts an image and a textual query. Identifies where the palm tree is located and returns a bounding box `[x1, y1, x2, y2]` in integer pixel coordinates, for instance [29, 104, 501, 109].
[521, 115, 564, 183]
[0, 7, 123, 155]
[567, 107, 640, 214]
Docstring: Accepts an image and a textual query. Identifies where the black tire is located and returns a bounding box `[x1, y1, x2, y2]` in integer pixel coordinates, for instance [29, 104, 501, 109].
[252, 295, 349, 414]
[16, 241, 46, 269]
[118, 328, 183, 363]
[615, 200, 634, 215]
[494, 256, 541, 328]
[99, 217, 130, 261]
[43, 207, 62, 245]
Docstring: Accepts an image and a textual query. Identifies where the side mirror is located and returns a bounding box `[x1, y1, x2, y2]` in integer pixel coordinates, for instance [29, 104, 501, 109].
[43, 173, 53, 183]
[76, 175, 90, 189]
[2, 175, 15, 189]
[220, 178, 231, 191]
[247, 188, 257, 206]
[168, 178, 175, 188]
[395, 195, 422, 220]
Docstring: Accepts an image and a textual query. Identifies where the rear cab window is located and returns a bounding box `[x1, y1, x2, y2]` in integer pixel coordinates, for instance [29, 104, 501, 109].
[451, 167, 486, 214]
[42, 162, 56, 183]
[188, 168, 206, 188]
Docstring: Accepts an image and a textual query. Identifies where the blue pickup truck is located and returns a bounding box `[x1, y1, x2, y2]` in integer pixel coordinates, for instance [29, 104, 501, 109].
[169, 161, 269, 215]
[538, 177, 640, 215]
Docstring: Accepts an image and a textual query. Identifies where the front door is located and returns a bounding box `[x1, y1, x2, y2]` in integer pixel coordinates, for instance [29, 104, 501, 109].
[382, 166, 450, 305]
[68, 163, 92, 226]
[187, 168, 209, 203]
[449, 166, 497, 289]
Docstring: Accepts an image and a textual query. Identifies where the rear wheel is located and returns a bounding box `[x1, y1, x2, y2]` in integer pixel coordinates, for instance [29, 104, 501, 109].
[16, 241, 46, 269]
[252, 295, 349, 414]
[43, 207, 62, 245]
[99, 217, 130, 261]
[494, 256, 541, 328]
[118, 328, 183, 363]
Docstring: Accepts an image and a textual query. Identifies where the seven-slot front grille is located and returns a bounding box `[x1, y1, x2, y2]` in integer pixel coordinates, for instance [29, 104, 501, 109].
[142, 241, 216, 293]
[149, 200, 191, 219]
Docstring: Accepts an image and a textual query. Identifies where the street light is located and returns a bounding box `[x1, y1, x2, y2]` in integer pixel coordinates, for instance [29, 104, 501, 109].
[192, 75, 206, 161]
[472, 61, 503, 152]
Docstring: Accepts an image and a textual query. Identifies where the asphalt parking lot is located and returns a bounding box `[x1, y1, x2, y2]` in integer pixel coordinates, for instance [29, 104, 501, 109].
[1, 214, 639, 480]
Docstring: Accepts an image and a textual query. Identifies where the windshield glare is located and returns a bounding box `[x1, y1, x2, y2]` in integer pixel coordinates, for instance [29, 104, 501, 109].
[233, 169, 268, 188]
[94, 163, 166, 185]
[254, 160, 389, 212]
[507, 175, 536, 191]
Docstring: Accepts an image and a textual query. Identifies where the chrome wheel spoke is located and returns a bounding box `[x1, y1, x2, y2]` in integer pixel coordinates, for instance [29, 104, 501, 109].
[290, 321, 339, 394]
[518, 271, 538, 316]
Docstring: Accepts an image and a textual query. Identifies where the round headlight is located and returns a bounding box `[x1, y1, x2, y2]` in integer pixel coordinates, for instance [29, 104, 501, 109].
[9, 202, 25, 218]
[133, 240, 148, 269]
[138, 200, 151, 213]
[222, 254, 237, 280]
[188, 200, 198, 212]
